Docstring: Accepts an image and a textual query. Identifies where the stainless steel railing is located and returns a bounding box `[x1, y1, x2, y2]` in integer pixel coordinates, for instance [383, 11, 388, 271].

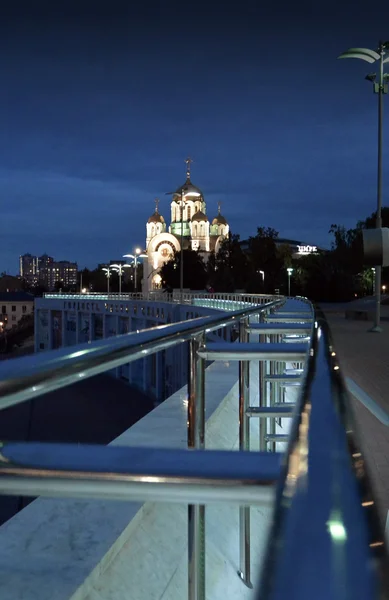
[43, 290, 278, 306]
[0, 298, 387, 599]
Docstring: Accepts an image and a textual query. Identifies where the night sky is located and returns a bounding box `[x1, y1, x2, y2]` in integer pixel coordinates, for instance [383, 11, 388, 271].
[2, 1, 389, 273]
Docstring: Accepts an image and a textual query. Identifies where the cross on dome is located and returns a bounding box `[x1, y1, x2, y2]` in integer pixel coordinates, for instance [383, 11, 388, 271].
[217, 201, 222, 214]
[155, 197, 160, 213]
[185, 156, 193, 180]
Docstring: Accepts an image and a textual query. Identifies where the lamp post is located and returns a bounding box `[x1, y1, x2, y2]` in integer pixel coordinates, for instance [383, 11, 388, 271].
[338, 42, 389, 332]
[166, 187, 189, 300]
[287, 267, 293, 297]
[123, 248, 147, 292]
[110, 263, 132, 295]
[101, 266, 114, 294]
[165, 157, 201, 301]
[179, 189, 185, 299]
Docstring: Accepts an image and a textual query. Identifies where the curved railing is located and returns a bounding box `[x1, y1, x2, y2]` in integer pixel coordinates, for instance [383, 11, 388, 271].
[0, 298, 387, 599]
[257, 309, 389, 598]
[43, 291, 279, 306]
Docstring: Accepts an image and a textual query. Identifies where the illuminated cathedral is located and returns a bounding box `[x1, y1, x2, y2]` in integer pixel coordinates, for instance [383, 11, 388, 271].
[143, 159, 229, 291]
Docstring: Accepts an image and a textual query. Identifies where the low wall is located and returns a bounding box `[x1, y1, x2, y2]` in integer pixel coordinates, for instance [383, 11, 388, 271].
[0, 360, 254, 600]
[0, 305, 304, 600]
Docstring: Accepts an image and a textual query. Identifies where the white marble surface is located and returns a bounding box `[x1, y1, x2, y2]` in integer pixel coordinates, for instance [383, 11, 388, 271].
[0, 298, 308, 600]
[82, 369, 275, 600]
[0, 359, 241, 600]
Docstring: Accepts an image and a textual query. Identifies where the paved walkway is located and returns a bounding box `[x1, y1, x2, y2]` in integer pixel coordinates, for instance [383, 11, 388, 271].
[325, 313, 389, 530]
[0, 373, 154, 525]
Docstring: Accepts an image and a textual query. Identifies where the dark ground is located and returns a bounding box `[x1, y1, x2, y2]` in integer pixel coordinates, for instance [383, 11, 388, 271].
[0, 373, 154, 525]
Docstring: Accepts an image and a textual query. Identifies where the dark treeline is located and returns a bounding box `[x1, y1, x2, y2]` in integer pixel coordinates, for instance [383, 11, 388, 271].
[160, 209, 389, 302]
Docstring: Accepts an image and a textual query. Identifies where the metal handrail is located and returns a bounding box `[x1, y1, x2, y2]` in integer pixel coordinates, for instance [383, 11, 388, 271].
[0, 299, 387, 598]
[0, 299, 283, 411]
[258, 308, 389, 599]
[42, 291, 279, 305]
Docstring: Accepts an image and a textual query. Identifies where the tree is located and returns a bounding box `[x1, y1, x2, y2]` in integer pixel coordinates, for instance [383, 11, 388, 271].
[160, 250, 208, 290]
[211, 233, 248, 292]
[247, 227, 283, 293]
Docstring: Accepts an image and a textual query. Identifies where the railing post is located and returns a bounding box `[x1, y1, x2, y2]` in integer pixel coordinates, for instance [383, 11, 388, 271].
[259, 312, 267, 452]
[269, 333, 276, 452]
[188, 333, 206, 600]
[238, 316, 253, 588]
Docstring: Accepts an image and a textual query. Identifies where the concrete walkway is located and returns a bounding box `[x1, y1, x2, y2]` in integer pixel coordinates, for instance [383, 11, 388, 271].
[324, 313, 389, 530]
[0, 374, 155, 525]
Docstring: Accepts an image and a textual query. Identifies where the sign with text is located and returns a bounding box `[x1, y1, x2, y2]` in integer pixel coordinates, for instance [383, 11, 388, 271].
[297, 245, 317, 255]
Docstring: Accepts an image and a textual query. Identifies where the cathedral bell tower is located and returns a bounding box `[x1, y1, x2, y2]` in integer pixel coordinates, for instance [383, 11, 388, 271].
[169, 157, 210, 251]
[146, 198, 166, 248]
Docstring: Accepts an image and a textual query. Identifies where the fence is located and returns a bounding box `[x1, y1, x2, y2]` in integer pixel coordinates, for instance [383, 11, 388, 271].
[0, 297, 387, 599]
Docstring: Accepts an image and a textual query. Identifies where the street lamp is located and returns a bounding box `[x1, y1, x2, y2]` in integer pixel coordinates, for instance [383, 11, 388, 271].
[123, 249, 147, 292]
[287, 267, 293, 296]
[338, 42, 389, 332]
[166, 157, 201, 300]
[101, 266, 115, 294]
[110, 263, 132, 295]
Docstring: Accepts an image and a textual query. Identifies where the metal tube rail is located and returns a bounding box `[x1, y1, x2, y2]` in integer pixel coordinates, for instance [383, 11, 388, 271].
[0, 299, 283, 411]
[257, 311, 389, 599]
[198, 342, 309, 362]
[188, 333, 206, 600]
[0, 443, 280, 506]
[0, 300, 385, 597]
[238, 317, 252, 588]
[247, 323, 312, 334]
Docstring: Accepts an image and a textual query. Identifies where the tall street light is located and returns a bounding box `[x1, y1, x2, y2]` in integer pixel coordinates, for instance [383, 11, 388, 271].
[110, 263, 132, 295]
[101, 266, 114, 294]
[287, 267, 293, 297]
[338, 42, 389, 332]
[123, 248, 147, 292]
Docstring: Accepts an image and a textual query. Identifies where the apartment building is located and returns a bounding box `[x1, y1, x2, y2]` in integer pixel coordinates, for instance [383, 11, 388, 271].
[19, 254, 78, 291]
[0, 292, 34, 331]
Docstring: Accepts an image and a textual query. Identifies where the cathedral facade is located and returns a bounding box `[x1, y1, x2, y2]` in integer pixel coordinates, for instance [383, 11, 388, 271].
[143, 160, 229, 291]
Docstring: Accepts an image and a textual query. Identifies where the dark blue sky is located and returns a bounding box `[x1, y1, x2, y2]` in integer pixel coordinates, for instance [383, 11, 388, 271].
[2, 1, 389, 272]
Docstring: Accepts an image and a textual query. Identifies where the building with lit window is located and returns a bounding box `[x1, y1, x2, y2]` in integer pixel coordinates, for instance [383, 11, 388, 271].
[240, 237, 325, 258]
[19, 254, 39, 286]
[20, 254, 78, 291]
[0, 292, 34, 331]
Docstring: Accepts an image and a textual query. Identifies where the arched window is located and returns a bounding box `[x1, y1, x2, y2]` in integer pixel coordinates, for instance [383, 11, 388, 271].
[187, 205, 191, 219]
[194, 224, 198, 236]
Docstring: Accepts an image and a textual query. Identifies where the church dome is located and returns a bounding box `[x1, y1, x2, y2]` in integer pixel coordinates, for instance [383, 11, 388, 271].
[148, 211, 165, 224]
[212, 203, 227, 226]
[192, 210, 208, 222]
[212, 214, 227, 226]
[174, 180, 203, 200]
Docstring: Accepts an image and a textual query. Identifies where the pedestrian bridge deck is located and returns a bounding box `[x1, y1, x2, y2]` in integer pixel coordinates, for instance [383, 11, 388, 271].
[0, 294, 387, 600]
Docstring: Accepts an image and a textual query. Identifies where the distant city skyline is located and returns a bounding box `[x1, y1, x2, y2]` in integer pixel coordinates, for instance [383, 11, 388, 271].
[1, 2, 389, 273]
